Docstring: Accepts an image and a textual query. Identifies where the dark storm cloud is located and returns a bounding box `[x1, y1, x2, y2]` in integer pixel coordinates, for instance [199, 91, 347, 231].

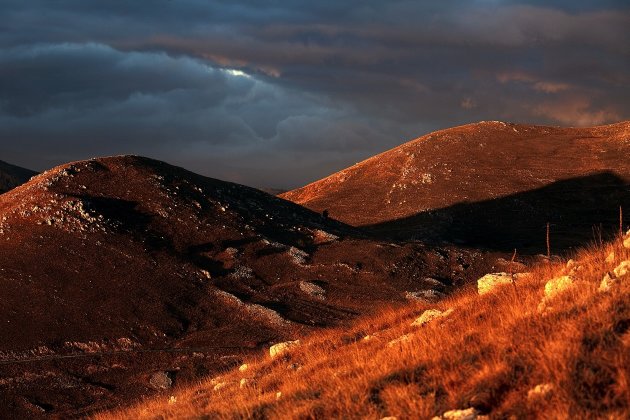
[0, 1, 629, 187]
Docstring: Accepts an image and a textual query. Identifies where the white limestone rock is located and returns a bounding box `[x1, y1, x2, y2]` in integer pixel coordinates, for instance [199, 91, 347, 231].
[269, 340, 300, 358]
[411, 308, 454, 327]
[477, 273, 513, 295]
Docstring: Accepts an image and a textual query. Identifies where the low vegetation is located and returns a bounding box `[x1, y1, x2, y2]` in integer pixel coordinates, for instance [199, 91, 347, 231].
[99, 233, 630, 419]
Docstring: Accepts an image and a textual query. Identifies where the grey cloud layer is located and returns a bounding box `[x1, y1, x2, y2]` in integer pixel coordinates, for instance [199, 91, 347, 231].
[0, 1, 628, 187]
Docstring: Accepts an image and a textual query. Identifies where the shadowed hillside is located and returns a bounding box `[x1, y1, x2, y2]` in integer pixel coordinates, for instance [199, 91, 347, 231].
[0, 160, 36, 193]
[366, 172, 630, 254]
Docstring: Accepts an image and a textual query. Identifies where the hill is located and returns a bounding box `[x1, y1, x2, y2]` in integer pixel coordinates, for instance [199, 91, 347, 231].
[281, 121, 630, 252]
[98, 232, 630, 419]
[0, 156, 492, 417]
[0, 160, 37, 193]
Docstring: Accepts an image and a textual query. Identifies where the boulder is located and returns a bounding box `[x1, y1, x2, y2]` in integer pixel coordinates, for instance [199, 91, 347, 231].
[238, 363, 249, 372]
[527, 383, 553, 400]
[269, 340, 300, 358]
[149, 371, 172, 390]
[411, 308, 454, 327]
[605, 251, 615, 264]
[624, 230, 630, 249]
[599, 272, 616, 293]
[432, 407, 479, 420]
[613, 260, 630, 278]
[477, 273, 513, 295]
[544, 276, 573, 300]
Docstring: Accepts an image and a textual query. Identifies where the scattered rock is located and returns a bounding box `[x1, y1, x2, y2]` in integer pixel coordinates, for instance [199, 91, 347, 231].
[432, 407, 479, 420]
[269, 340, 300, 358]
[527, 383, 553, 400]
[543, 276, 574, 300]
[387, 334, 413, 347]
[168, 395, 177, 404]
[380, 417, 398, 420]
[149, 372, 172, 390]
[213, 382, 227, 391]
[230, 265, 254, 280]
[299, 281, 326, 300]
[287, 246, 309, 265]
[613, 260, 630, 278]
[405, 289, 445, 302]
[477, 273, 513, 295]
[538, 275, 575, 313]
[411, 308, 454, 327]
[599, 272, 616, 293]
[239, 378, 250, 389]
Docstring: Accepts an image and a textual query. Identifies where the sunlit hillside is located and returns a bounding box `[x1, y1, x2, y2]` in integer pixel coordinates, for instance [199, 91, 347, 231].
[99, 232, 630, 419]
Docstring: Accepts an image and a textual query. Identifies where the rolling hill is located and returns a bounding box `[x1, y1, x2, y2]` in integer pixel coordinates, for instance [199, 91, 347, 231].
[0, 155, 491, 417]
[281, 121, 630, 252]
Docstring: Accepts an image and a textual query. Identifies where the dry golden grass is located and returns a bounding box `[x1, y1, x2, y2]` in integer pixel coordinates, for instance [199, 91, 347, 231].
[97, 237, 630, 419]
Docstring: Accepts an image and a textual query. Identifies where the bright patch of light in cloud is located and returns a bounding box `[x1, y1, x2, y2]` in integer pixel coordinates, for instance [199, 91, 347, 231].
[224, 68, 251, 78]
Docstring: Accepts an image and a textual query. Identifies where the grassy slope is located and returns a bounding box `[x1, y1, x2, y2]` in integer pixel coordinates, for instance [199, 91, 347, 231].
[98, 236, 630, 419]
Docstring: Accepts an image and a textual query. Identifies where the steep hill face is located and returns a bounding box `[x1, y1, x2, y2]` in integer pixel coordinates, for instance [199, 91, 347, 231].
[282, 121, 630, 252]
[0, 156, 489, 417]
[0, 160, 37, 193]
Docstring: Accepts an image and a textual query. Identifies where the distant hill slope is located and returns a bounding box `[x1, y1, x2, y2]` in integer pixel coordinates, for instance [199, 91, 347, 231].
[0, 155, 489, 417]
[281, 121, 630, 252]
[0, 160, 37, 193]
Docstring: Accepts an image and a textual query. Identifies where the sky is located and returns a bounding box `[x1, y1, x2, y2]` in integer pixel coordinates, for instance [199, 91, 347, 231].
[0, 1, 629, 188]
